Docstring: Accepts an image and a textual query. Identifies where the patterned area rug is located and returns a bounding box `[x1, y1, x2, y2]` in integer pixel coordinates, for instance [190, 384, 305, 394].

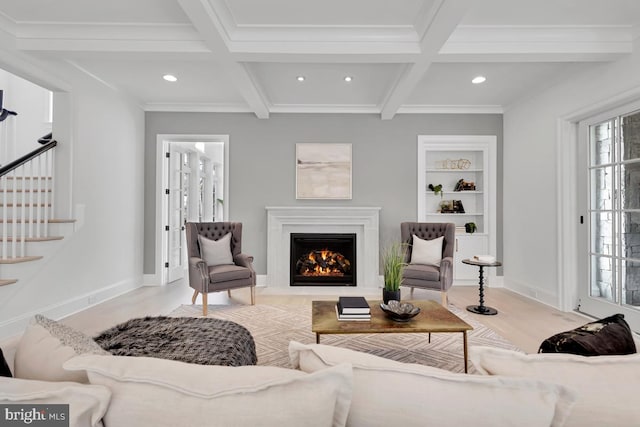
[169, 303, 520, 374]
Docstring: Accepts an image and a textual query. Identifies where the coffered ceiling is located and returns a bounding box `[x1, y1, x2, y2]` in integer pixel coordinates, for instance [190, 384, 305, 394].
[0, 0, 638, 119]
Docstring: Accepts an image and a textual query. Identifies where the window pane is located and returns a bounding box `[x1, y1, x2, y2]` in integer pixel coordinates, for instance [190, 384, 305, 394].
[591, 212, 613, 255]
[621, 110, 640, 162]
[590, 121, 613, 165]
[621, 212, 640, 260]
[621, 259, 640, 308]
[591, 167, 613, 210]
[590, 255, 616, 302]
[620, 162, 640, 209]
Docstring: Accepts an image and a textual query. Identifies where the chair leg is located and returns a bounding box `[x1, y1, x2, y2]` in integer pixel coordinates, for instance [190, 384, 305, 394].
[250, 286, 255, 305]
[410, 287, 414, 297]
[227, 289, 231, 298]
[441, 291, 448, 307]
[191, 289, 199, 305]
[202, 293, 208, 316]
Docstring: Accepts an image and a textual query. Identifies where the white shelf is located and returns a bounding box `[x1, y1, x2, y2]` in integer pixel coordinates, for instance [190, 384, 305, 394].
[425, 212, 484, 216]
[417, 135, 497, 282]
[427, 191, 483, 195]
[426, 168, 483, 172]
[455, 231, 489, 236]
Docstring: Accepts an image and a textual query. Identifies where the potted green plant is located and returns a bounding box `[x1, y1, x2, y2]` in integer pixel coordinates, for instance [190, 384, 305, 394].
[382, 242, 407, 304]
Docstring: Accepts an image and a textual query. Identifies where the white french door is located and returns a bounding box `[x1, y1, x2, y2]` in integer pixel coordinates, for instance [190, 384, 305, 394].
[578, 104, 640, 332]
[166, 146, 190, 283]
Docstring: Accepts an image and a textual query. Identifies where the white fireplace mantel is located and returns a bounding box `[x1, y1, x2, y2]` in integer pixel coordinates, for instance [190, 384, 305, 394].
[265, 206, 381, 288]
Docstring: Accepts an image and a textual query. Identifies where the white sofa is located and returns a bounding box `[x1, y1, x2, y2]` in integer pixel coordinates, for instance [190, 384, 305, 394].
[2, 316, 640, 427]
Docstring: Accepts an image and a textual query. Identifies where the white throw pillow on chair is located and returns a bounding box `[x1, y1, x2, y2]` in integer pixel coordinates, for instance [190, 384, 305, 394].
[198, 233, 234, 266]
[410, 235, 443, 266]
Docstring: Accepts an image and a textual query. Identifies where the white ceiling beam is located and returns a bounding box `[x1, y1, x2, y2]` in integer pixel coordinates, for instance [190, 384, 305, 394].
[177, 0, 269, 119]
[380, 0, 472, 120]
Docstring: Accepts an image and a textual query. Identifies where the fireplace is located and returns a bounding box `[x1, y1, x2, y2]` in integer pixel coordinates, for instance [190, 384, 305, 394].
[290, 233, 356, 286]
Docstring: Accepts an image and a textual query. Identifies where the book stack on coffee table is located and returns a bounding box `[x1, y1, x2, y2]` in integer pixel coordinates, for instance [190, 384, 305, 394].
[335, 296, 371, 321]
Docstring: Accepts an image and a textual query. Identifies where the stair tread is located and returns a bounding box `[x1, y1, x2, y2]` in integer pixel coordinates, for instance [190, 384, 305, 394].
[0, 219, 75, 224]
[0, 279, 18, 286]
[0, 256, 43, 264]
[3, 177, 52, 180]
[0, 203, 52, 207]
[0, 236, 64, 242]
[0, 189, 52, 192]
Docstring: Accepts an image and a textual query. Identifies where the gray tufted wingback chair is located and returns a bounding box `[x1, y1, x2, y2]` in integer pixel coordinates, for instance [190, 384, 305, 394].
[185, 222, 256, 316]
[400, 222, 455, 307]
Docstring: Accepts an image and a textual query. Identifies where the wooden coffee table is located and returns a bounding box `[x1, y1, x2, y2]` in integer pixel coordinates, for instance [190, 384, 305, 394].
[312, 300, 473, 373]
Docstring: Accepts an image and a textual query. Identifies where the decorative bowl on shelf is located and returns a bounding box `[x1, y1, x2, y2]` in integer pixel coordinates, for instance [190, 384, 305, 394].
[380, 300, 421, 322]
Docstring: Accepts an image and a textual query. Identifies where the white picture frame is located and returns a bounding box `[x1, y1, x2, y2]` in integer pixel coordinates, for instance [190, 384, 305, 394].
[296, 143, 352, 199]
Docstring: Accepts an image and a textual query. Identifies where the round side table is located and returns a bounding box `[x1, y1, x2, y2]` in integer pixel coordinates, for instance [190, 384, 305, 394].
[462, 258, 502, 315]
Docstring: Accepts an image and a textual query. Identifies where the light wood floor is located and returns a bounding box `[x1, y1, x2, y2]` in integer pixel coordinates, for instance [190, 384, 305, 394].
[47, 281, 590, 354]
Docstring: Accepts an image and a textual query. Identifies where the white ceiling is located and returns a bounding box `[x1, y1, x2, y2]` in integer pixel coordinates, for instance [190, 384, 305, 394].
[0, 0, 638, 119]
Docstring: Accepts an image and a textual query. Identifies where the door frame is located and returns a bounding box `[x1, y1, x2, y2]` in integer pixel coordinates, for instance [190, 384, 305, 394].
[155, 134, 229, 286]
[557, 86, 640, 313]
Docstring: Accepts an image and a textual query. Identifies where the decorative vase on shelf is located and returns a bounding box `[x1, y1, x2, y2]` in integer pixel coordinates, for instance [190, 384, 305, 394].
[383, 289, 401, 304]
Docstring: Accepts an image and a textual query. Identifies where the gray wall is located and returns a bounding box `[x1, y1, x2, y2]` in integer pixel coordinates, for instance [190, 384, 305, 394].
[144, 113, 503, 276]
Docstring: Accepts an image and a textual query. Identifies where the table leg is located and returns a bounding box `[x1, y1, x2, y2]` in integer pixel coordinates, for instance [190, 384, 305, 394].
[316, 333, 320, 344]
[467, 265, 498, 315]
[463, 331, 468, 373]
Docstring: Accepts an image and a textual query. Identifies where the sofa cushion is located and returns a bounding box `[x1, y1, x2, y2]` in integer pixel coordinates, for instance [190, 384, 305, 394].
[538, 313, 637, 356]
[289, 342, 575, 427]
[0, 347, 11, 377]
[14, 315, 109, 383]
[199, 232, 234, 266]
[64, 355, 353, 427]
[410, 234, 443, 266]
[0, 377, 111, 427]
[470, 346, 640, 427]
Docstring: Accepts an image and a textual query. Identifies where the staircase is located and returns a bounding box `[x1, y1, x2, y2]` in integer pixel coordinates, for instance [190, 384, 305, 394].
[0, 140, 75, 286]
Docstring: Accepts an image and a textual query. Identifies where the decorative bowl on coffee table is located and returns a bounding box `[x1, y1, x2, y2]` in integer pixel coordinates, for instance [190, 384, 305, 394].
[380, 300, 421, 322]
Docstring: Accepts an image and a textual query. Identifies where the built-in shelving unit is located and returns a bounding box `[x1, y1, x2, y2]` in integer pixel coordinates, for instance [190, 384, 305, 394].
[417, 135, 497, 282]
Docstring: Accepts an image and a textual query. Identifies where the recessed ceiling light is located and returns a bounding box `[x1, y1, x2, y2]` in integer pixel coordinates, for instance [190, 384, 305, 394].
[297, 76, 305, 82]
[472, 76, 486, 84]
[344, 76, 353, 82]
[163, 74, 178, 82]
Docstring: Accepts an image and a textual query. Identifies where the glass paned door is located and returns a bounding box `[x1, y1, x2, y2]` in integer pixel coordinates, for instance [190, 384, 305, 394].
[580, 109, 640, 331]
[167, 147, 190, 283]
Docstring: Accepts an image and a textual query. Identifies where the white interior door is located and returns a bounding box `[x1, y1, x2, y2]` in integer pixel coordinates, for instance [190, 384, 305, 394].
[167, 146, 190, 283]
[578, 106, 640, 332]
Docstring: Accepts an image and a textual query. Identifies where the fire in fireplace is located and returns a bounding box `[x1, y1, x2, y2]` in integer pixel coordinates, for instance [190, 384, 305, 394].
[290, 233, 356, 286]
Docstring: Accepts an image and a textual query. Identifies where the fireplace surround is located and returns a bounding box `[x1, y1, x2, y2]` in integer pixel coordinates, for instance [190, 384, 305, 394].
[265, 206, 380, 289]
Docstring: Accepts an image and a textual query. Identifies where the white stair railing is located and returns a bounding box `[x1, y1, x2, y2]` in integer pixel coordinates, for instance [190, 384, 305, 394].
[0, 140, 57, 260]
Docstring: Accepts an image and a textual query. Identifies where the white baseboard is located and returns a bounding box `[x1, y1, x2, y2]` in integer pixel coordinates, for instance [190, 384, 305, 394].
[504, 277, 560, 309]
[143, 274, 161, 286]
[0, 277, 144, 341]
[256, 274, 268, 287]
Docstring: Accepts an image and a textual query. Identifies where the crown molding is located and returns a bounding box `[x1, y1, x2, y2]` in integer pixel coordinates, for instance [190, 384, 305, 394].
[144, 102, 251, 113]
[211, 0, 418, 43]
[0, 10, 17, 37]
[269, 103, 379, 114]
[142, 102, 505, 116]
[15, 22, 209, 53]
[397, 105, 504, 114]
